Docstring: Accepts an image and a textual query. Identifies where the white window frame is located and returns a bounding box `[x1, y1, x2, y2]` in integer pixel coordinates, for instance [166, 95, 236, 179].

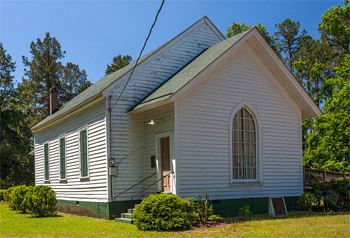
[229, 100, 262, 184]
[79, 126, 89, 179]
[59, 135, 67, 181]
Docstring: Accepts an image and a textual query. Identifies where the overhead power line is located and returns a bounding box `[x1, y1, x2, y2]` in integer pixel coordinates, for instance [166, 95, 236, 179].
[110, 0, 165, 110]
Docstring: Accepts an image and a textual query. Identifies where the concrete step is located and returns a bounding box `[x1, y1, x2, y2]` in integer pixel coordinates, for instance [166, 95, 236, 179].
[127, 208, 136, 213]
[115, 218, 133, 224]
[121, 213, 133, 219]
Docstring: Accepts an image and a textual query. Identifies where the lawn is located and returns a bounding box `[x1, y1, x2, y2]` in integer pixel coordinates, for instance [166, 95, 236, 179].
[0, 202, 349, 237]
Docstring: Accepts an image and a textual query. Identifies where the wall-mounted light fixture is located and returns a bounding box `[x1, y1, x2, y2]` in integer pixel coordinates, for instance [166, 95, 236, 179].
[148, 120, 155, 126]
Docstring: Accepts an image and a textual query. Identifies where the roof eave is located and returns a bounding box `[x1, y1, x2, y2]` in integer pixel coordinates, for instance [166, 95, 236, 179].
[31, 93, 104, 133]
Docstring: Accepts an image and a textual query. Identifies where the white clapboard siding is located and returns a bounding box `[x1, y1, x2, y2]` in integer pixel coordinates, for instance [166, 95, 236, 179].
[34, 101, 108, 202]
[109, 22, 222, 201]
[176, 44, 303, 200]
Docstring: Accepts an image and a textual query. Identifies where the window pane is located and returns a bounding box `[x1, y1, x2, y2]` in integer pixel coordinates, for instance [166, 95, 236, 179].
[233, 143, 238, 154]
[252, 168, 256, 179]
[249, 119, 255, 131]
[251, 132, 256, 143]
[233, 117, 237, 129]
[244, 131, 250, 143]
[233, 168, 238, 179]
[251, 144, 256, 155]
[252, 155, 256, 166]
[233, 131, 238, 142]
[243, 108, 249, 118]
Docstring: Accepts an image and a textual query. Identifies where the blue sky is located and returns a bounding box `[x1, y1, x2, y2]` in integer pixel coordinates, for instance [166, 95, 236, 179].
[0, 0, 343, 85]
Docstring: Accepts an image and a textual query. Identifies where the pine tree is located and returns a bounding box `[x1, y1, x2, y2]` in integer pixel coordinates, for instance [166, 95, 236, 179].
[19, 32, 66, 127]
[105, 54, 132, 75]
[62, 62, 92, 102]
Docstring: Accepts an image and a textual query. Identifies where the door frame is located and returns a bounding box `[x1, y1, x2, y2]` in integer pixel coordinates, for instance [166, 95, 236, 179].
[155, 131, 175, 193]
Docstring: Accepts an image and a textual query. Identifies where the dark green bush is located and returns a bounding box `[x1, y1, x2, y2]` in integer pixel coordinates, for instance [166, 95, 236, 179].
[134, 193, 197, 231]
[312, 179, 350, 211]
[23, 185, 57, 217]
[12, 185, 31, 213]
[297, 192, 317, 212]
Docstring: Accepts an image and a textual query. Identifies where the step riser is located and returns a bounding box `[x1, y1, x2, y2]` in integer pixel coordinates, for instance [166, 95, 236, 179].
[121, 213, 133, 219]
[115, 218, 133, 224]
[127, 209, 136, 213]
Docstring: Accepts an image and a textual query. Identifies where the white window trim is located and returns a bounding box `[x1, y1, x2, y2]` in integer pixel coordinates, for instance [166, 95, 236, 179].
[59, 135, 67, 181]
[229, 100, 263, 184]
[79, 126, 90, 179]
[43, 142, 50, 182]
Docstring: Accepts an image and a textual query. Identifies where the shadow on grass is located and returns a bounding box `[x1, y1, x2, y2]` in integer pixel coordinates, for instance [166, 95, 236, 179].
[28, 214, 63, 218]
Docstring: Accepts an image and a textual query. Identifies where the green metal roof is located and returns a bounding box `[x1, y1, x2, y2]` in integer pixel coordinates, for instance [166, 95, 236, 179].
[130, 28, 254, 111]
[32, 41, 169, 130]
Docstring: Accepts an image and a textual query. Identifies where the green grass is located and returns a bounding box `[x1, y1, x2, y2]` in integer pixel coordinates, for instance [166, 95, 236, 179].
[0, 202, 349, 237]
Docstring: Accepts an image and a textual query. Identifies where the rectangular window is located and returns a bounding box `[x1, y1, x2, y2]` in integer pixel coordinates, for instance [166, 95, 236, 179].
[44, 143, 49, 180]
[60, 138, 66, 179]
[80, 130, 88, 177]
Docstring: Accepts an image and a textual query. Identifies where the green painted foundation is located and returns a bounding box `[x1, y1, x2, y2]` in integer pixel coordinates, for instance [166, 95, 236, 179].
[58, 196, 299, 220]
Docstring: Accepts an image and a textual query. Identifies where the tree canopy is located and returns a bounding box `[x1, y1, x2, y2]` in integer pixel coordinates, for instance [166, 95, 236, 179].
[105, 54, 132, 75]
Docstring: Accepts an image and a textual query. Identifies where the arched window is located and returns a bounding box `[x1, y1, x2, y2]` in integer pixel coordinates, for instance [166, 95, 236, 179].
[231, 106, 258, 181]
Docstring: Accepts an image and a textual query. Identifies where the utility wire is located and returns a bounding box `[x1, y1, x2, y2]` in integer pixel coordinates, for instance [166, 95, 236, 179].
[110, 0, 165, 110]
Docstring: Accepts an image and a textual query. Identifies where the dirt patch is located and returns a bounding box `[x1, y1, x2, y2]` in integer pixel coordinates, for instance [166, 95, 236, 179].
[191, 221, 229, 230]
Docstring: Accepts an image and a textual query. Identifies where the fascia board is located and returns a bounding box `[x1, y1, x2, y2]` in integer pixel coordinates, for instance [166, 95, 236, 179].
[251, 30, 323, 118]
[32, 94, 105, 133]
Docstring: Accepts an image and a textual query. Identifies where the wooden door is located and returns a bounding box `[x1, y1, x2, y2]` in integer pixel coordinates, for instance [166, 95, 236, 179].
[161, 137, 171, 192]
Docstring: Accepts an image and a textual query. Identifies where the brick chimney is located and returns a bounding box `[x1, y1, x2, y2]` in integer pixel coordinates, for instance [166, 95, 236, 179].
[49, 86, 58, 115]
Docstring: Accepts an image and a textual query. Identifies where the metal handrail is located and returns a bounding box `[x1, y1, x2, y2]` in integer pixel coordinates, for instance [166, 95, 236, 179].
[114, 172, 156, 199]
[131, 171, 174, 200]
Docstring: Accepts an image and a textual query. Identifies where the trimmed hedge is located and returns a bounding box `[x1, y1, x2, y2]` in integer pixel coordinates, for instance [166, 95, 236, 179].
[4, 185, 57, 217]
[134, 193, 197, 231]
[23, 185, 57, 217]
[12, 186, 31, 213]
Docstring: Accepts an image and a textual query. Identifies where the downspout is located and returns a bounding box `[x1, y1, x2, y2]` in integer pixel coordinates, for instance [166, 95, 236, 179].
[107, 95, 115, 215]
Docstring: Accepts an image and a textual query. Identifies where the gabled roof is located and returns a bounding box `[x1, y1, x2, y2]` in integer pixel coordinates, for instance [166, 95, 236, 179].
[130, 28, 254, 111]
[131, 27, 322, 119]
[32, 16, 224, 131]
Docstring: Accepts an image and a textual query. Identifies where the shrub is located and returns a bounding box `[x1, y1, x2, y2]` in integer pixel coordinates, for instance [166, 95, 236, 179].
[12, 186, 31, 213]
[208, 214, 223, 222]
[297, 193, 317, 212]
[4, 187, 16, 209]
[189, 190, 213, 224]
[312, 179, 350, 211]
[238, 205, 252, 218]
[133, 193, 197, 231]
[23, 185, 57, 217]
